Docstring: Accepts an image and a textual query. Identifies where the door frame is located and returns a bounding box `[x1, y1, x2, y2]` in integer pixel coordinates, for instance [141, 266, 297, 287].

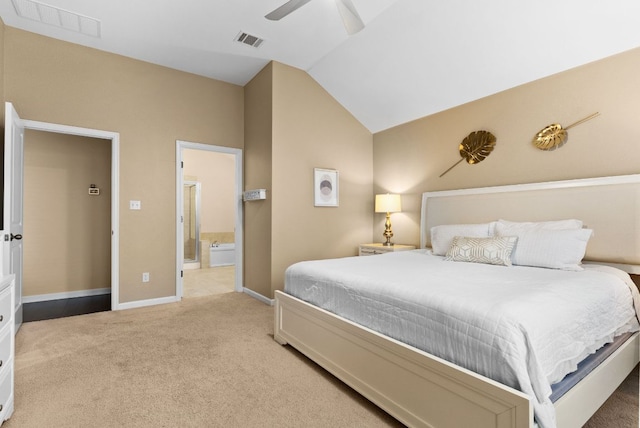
[20, 119, 121, 310]
[175, 141, 243, 298]
[182, 180, 202, 264]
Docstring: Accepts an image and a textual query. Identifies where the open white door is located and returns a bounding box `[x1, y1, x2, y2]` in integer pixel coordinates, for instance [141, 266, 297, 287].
[3, 102, 24, 331]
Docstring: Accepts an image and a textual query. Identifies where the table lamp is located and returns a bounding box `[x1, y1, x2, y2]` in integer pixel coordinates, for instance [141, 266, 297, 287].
[375, 193, 402, 246]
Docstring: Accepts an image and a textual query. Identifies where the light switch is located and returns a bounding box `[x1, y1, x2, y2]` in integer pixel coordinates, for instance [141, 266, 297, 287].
[130, 200, 141, 210]
[243, 189, 267, 201]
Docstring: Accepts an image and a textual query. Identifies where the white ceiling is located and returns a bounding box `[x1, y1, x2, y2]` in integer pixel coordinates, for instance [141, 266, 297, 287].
[1, 0, 640, 133]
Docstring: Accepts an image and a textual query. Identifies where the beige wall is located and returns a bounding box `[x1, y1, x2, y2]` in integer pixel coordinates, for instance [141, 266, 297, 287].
[270, 62, 373, 295]
[10, 20, 635, 304]
[183, 149, 235, 234]
[243, 63, 273, 297]
[0, 18, 4, 122]
[3, 27, 244, 304]
[244, 62, 374, 298]
[373, 47, 640, 247]
[23, 130, 111, 296]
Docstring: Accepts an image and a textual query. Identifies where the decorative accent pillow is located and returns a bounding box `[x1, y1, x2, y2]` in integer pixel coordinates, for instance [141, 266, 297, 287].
[431, 223, 495, 256]
[496, 228, 593, 271]
[445, 236, 518, 266]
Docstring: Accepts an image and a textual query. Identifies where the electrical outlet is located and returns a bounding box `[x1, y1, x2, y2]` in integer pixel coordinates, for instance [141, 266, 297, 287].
[130, 200, 141, 210]
[142, 272, 150, 283]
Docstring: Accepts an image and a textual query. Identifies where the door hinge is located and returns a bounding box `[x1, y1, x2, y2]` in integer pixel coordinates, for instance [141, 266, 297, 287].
[181, 270, 184, 278]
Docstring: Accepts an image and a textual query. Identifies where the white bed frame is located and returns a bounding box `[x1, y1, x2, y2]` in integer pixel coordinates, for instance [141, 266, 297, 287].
[274, 174, 640, 428]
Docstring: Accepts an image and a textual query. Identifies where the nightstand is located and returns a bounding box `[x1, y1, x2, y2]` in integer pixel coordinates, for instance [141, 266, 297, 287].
[359, 243, 416, 256]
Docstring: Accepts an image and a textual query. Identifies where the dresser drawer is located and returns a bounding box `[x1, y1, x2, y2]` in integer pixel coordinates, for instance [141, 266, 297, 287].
[0, 276, 14, 426]
[0, 288, 11, 334]
[0, 363, 13, 422]
[0, 330, 11, 376]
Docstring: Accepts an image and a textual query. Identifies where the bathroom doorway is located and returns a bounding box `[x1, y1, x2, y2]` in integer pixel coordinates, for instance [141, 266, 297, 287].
[175, 141, 243, 299]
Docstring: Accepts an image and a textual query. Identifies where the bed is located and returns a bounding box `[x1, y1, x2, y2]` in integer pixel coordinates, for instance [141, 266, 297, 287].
[274, 174, 640, 428]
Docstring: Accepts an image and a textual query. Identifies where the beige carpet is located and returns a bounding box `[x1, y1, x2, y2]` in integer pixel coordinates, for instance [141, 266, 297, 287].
[4, 292, 638, 427]
[583, 362, 639, 428]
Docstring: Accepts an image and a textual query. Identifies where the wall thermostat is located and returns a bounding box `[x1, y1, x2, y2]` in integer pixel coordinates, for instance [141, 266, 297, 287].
[88, 184, 100, 195]
[243, 189, 266, 201]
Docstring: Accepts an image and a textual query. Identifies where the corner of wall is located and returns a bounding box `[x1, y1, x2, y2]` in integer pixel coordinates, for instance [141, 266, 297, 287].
[269, 61, 374, 297]
[243, 61, 274, 299]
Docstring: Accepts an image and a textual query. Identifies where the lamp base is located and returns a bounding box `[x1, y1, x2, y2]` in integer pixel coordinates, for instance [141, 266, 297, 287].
[382, 213, 394, 246]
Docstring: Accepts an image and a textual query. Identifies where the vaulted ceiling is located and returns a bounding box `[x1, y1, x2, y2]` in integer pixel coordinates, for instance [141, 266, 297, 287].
[2, 0, 639, 133]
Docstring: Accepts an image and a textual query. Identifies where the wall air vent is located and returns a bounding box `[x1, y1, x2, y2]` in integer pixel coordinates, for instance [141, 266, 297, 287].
[235, 32, 264, 48]
[11, 0, 101, 38]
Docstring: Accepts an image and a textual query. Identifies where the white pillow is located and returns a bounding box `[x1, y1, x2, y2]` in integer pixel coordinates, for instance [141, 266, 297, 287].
[496, 227, 593, 270]
[445, 236, 518, 266]
[496, 218, 583, 232]
[430, 223, 494, 256]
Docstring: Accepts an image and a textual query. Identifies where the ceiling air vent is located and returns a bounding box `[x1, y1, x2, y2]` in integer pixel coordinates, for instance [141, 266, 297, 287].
[11, 0, 101, 38]
[235, 32, 264, 48]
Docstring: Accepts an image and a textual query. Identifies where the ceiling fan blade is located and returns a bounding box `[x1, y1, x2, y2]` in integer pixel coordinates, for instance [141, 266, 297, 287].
[335, 0, 364, 35]
[265, 0, 314, 21]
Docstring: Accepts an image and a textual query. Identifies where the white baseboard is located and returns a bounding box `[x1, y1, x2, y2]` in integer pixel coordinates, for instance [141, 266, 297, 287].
[116, 295, 180, 311]
[23, 288, 111, 304]
[113, 289, 270, 312]
[243, 287, 274, 306]
[25, 288, 268, 312]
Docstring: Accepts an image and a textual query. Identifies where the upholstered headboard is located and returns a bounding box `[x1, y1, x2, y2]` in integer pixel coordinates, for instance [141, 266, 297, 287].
[420, 174, 640, 273]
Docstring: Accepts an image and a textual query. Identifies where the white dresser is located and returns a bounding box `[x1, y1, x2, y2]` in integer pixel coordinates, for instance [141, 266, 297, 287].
[0, 276, 14, 425]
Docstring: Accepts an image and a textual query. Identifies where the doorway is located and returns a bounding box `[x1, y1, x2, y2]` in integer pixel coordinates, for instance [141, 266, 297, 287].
[22, 130, 112, 321]
[175, 141, 243, 299]
[11, 115, 120, 312]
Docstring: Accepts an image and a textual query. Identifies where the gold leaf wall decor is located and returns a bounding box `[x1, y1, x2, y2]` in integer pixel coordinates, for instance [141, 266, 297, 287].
[440, 130, 496, 177]
[533, 112, 600, 151]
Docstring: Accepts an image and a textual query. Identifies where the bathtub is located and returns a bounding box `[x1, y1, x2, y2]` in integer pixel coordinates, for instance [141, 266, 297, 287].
[209, 243, 235, 267]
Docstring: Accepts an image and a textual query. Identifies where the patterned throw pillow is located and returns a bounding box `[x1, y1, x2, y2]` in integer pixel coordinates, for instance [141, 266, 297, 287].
[445, 236, 518, 266]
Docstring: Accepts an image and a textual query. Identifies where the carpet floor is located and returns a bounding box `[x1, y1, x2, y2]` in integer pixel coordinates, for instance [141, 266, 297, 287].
[4, 292, 638, 427]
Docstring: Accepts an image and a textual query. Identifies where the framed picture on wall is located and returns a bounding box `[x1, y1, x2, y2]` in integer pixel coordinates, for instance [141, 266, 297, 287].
[314, 168, 339, 207]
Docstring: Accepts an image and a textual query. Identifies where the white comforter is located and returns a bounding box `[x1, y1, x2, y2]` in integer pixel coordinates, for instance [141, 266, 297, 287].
[284, 250, 640, 428]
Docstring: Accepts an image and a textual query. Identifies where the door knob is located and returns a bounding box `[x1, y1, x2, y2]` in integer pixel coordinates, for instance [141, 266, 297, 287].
[10, 233, 22, 241]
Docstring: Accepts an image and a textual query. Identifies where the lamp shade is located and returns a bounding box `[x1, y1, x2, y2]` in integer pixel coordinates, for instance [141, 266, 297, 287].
[375, 194, 402, 213]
